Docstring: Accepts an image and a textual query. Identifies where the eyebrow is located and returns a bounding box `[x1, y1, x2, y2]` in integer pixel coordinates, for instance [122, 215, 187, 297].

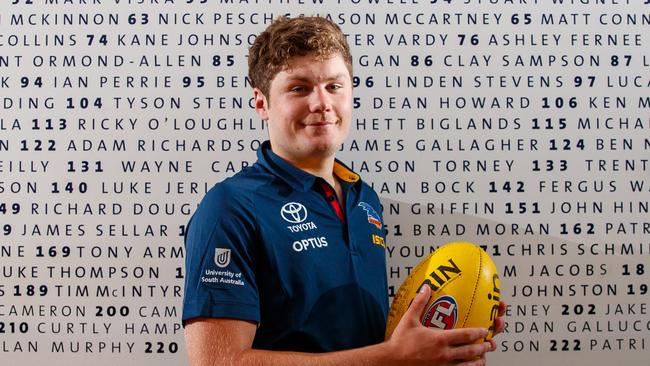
[284, 73, 349, 83]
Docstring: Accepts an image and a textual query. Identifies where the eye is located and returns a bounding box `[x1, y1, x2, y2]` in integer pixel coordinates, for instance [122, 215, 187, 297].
[328, 83, 343, 91]
[290, 85, 307, 93]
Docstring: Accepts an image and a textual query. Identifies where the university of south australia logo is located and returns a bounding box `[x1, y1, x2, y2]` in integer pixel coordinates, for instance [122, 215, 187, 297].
[422, 295, 458, 330]
[281, 202, 308, 224]
[214, 248, 231, 268]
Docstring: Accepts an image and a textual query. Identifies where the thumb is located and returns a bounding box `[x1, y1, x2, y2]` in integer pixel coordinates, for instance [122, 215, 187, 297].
[402, 284, 431, 325]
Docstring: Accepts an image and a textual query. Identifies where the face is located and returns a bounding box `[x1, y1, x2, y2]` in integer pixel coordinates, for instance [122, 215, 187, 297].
[254, 53, 352, 167]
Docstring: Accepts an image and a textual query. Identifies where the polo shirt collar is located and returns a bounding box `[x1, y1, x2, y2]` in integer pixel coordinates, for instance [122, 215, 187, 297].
[257, 140, 360, 192]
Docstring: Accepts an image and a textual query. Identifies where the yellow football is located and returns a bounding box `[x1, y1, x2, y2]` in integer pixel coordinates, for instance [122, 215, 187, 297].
[385, 242, 501, 341]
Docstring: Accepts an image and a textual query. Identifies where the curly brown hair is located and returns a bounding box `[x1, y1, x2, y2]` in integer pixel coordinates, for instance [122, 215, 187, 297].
[248, 16, 353, 99]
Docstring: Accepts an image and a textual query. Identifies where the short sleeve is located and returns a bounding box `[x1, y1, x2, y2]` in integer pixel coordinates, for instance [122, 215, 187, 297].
[182, 183, 260, 325]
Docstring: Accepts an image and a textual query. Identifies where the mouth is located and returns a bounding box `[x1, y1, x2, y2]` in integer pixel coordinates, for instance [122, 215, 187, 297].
[304, 120, 337, 127]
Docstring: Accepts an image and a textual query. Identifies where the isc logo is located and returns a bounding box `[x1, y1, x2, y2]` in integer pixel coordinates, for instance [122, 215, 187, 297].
[422, 295, 458, 330]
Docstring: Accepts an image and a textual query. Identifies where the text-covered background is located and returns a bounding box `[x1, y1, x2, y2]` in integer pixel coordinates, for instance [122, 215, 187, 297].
[1, 1, 649, 365]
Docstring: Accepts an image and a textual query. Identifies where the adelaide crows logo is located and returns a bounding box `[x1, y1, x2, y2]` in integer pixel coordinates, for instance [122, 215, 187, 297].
[358, 202, 382, 229]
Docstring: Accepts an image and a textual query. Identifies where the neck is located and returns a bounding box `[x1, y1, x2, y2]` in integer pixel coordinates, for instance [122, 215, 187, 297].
[268, 140, 341, 185]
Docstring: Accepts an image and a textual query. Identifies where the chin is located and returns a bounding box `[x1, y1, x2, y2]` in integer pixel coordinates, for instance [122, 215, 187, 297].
[307, 141, 338, 157]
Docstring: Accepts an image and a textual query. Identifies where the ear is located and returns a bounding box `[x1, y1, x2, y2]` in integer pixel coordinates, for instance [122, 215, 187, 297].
[253, 88, 270, 121]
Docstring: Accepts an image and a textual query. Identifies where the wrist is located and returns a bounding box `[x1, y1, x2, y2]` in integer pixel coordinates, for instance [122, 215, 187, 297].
[377, 337, 400, 365]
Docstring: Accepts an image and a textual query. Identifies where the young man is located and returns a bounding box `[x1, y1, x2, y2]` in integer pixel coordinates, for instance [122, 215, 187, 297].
[183, 16, 505, 366]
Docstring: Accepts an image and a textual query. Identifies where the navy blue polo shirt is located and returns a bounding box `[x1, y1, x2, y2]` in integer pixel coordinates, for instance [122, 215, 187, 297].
[182, 141, 389, 352]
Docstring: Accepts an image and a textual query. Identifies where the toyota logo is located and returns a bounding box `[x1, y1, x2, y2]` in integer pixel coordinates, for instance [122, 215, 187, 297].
[281, 202, 308, 224]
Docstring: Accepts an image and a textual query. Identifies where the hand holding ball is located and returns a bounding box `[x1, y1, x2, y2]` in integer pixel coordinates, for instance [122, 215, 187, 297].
[385, 242, 501, 341]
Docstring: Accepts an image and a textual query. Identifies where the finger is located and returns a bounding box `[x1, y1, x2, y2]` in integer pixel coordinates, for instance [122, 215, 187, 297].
[444, 327, 488, 345]
[488, 339, 497, 352]
[498, 301, 506, 316]
[402, 284, 431, 324]
[457, 354, 487, 366]
[449, 341, 491, 362]
[494, 316, 505, 335]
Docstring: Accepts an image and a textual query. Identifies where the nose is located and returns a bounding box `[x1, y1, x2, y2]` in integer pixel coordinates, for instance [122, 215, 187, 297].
[309, 85, 332, 113]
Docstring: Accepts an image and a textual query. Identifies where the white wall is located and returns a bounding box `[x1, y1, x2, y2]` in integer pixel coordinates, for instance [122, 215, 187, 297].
[1, 1, 648, 365]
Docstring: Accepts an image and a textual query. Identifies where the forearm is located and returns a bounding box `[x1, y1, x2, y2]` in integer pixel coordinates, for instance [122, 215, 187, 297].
[234, 342, 393, 366]
[188, 341, 396, 366]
